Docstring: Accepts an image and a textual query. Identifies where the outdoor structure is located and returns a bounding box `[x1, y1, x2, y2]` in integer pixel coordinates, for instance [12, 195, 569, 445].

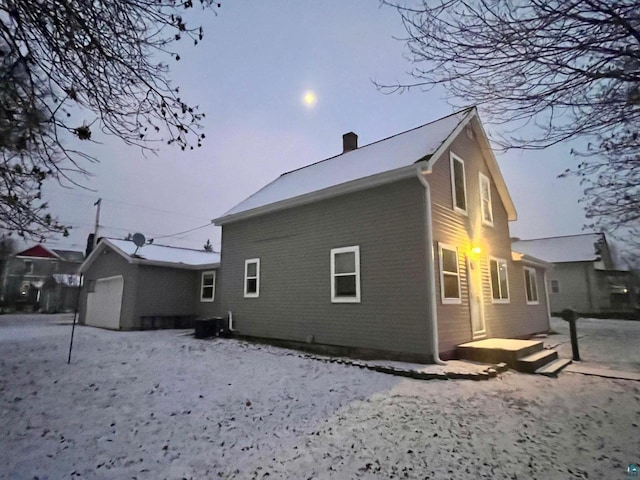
[78, 239, 220, 330]
[0, 245, 83, 313]
[512, 233, 637, 315]
[211, 107, 551, 362]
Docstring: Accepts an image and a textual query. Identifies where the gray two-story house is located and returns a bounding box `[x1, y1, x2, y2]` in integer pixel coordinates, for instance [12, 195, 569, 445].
[204, 107, 550, 362]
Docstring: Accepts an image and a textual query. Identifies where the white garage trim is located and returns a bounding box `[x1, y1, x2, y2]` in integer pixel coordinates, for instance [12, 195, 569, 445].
[86, 275, 124, 330]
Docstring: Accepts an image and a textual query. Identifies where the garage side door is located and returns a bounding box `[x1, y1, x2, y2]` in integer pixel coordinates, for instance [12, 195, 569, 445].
[86, 276, 124, 330]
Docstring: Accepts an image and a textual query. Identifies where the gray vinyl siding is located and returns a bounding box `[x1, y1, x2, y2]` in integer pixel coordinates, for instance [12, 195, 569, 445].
[549, 262, 597, 313]
[78, 251, 139, 330]
[217, 178, 432, 357]
[134, 266, 203, 320]
[429, 127, 549, 353]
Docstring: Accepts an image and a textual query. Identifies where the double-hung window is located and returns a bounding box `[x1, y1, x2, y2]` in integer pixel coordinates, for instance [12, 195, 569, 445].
[523, 267, 539, 304]
[490, 257, 510, 303]
[330, 246, 360, 303]
[550, 279, 560, 294]
[479, 173, 494, 226]
[450, 153, 467, 214]
[439, 244, 461, 304]
[200, 271, 216, 302]
[244, 259, 260, 298]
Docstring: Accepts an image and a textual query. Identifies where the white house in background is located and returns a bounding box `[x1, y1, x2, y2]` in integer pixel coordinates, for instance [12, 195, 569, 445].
[78, 239, 220, 330]
[512, 233, 636, 314]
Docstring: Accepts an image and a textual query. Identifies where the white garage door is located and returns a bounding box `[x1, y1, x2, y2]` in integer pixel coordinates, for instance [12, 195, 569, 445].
[86, 276, 124, 330]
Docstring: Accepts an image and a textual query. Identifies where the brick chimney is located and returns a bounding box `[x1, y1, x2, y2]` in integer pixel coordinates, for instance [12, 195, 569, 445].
[342, 132, 358, 153]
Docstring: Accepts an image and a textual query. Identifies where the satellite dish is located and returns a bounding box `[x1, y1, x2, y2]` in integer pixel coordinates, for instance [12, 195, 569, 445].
[132, 233, 146, 247]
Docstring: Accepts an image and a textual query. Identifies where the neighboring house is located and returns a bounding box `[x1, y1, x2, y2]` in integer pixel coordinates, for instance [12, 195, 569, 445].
[78, 239, 220, 330]
[210, 107, 551, 362]
[512, 233, 637, 315]
[0, 245, 83, 313]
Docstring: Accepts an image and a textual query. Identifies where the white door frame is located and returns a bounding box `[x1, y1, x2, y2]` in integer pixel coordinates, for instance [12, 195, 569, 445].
[467, 256, 486, 339]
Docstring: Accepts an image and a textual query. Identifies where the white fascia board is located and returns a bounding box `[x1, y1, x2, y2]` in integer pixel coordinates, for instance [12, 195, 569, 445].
[511, 251, 553, 270]
[214, 163, 425, 225]
[131, 258, 220, 270]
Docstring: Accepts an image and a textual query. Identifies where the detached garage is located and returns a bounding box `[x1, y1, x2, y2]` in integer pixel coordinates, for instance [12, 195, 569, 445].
[78, 239, 220, 330]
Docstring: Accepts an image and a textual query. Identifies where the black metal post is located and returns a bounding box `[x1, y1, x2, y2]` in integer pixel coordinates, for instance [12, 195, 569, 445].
[67, 274, 83, 364]
[561, 308, 581, 361]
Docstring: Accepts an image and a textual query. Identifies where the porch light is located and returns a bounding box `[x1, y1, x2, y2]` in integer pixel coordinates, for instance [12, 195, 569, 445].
[471, 246, 482, 255]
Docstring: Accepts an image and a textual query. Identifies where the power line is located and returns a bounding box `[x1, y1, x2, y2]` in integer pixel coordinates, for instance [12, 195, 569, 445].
[153, 222, 215, 239]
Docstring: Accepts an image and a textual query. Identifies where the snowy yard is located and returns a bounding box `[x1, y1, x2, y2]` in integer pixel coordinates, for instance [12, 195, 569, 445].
[1, 314, 639, 479]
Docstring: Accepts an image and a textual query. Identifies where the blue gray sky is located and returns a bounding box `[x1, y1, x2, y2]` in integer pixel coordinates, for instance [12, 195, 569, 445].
[39, 1, 586, 253]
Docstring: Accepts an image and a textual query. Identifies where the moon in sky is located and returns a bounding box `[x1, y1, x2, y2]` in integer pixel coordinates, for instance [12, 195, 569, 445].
[302, 90, 317, 108]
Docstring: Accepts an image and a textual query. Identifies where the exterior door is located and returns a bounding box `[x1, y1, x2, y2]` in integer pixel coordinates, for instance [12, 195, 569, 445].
[86, 276, 123, 330]
[467, 257, 486, 338]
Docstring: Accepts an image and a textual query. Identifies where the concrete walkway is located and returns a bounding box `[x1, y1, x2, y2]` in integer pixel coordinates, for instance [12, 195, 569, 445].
[564, 364, 640, 382]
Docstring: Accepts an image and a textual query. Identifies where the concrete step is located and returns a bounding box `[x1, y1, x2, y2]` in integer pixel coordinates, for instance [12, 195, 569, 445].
[535, 358, 572, 377]
[457, 338, 543, 367]
[516, 349, 558, 373]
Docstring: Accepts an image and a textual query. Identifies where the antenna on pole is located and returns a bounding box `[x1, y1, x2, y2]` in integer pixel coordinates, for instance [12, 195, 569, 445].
[93, 198, 102, 250]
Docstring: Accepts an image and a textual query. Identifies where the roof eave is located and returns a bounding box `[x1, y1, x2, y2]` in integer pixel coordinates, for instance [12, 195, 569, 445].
[130, 258, 220, 270]
[511, 251, 553, 269]
[214, 162, 426, 225]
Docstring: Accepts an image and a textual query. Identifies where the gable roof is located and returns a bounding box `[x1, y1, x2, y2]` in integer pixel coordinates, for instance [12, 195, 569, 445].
[79, 238, 220, 273]
[214, 107, 517, 225]
[512, 233, 605, 263]
[16, 245, 62, 259]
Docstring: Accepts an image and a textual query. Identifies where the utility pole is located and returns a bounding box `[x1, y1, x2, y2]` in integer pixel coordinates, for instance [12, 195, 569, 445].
[93, 198, 102, 250]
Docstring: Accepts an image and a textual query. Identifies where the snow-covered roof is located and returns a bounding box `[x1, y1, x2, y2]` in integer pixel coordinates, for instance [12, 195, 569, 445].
[216, 108, 512, 224]
[512, 234, 604, 264]
[79, 238, 220, 273]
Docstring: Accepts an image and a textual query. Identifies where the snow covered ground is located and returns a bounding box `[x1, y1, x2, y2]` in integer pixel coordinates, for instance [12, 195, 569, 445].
[1, 314, 639, 479]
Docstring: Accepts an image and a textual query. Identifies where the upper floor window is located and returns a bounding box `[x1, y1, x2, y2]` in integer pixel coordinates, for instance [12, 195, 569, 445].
[479, 173, 494, 226]
[450, 153, 467, 214]
[24, 260, 33, 274]
[200, 271, 216, 302]
[244, 259, 260, 298]
[523, 267, 539, 305]
[550, 279, 560, 294]
[490, 257, 510, 303]
[331, 246, 361, 303]
[439, 243, 461, 304]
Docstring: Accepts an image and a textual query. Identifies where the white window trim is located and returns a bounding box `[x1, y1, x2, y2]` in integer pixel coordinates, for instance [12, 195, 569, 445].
[523, 267, 539, 305]
[439, 243, 462, 305]
[450, 152, 468, 216]
[200, 270, 216, 302]
[244, 258, 260, 298]
[330, 246, 361, 304]
[479, 172, 494, 227]
[489, 256, 510, 304]
[550, 279, 560, 294]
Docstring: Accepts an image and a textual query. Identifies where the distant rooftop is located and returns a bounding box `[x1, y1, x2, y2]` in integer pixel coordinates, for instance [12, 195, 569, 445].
[80, 238, 220, 273]
[512, 233, 604, 263]
[107, 239, 220, 267]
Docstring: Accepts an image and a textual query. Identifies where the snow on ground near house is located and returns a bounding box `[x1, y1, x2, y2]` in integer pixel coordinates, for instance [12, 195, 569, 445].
[1, 315, 639, 479]
[546, 316, 640, 372]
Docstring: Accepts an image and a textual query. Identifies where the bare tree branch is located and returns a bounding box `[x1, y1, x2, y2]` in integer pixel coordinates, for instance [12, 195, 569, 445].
[0, 0, 219, 239]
